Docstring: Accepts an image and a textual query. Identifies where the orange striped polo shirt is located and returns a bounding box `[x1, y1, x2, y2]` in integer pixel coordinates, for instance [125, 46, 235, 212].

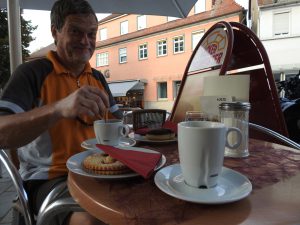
[0, 51, 120, 180]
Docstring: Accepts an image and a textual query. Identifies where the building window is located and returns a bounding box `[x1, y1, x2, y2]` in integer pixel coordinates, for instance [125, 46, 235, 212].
[194, 0, 206, 14]
[139, 44, 148, 60]
[119, 48, 127, 63]
[173, 35, 184, 54]
[96, 52, 108, 67]
[273, 11, 290, 37]
[99, 28, 107, 41]
[120, 20, 128, 35]
[157, 39, 167, 57]
[192, 31, 204, 50]
[137, 15, 146, 30]
[158, 82, 167, 99]
[173, 80, 181, 99]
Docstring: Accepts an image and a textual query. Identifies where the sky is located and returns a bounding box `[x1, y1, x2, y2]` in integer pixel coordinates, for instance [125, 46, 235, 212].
[22, 10, 109, 53]
[22, 0, 248, 53]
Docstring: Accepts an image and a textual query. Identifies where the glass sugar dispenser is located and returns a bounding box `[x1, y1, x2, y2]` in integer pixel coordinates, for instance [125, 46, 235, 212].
[219, 102, 251, 158]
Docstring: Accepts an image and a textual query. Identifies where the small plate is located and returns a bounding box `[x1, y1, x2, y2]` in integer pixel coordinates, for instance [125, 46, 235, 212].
[128, 133, 177, 143]
[154, 164, 252, 204]
[67, 147, 166, 179]
[81, 137, 136, 150]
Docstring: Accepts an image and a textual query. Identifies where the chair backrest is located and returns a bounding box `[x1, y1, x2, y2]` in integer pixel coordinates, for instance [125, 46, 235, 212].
[132, 109, 167, 132]
[0, 149, 33, 225]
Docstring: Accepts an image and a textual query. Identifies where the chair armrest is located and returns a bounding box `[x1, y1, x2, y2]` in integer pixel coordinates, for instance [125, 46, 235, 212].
[249, 122, 300, 150]
[36, 197, 84, 225]
[38, 181, 68, 216]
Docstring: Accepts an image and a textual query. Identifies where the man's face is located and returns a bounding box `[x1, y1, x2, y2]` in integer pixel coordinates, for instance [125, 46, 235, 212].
[52, 14, 98, 67]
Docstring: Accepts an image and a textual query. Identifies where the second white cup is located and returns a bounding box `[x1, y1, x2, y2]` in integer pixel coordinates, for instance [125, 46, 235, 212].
[178, 121, 242, 188]
[94, 119, 130, 146]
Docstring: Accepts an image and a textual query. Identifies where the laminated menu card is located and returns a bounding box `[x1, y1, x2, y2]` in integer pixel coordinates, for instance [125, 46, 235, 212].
[203, 75, 250, 101]
[199, 95, 233, 117]
[199, 75, 250, 118]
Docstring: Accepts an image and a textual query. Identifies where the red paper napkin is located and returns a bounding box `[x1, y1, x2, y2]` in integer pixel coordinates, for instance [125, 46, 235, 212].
[162, 120, 178, 134]
[96, 144, 162, 179]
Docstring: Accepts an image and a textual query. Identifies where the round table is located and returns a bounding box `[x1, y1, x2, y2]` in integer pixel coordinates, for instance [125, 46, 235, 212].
[68, 139, 300, 225]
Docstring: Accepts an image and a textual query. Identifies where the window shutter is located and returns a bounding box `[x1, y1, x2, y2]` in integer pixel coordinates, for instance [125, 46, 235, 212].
[274, 12, 289, 36]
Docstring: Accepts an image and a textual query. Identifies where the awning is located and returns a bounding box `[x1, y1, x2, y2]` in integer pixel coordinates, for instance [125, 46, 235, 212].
[108, 80, 145, 97]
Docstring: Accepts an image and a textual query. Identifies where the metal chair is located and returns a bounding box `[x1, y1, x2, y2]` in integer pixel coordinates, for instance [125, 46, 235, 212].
[122, 110, 134, 130]
[119, 107, 141, 128]
[132, 109, 167, 132]
[249, 123, 300, 150]
[0, 149, 84, 225]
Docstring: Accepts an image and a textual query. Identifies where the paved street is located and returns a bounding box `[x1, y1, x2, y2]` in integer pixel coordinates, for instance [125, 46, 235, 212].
[0, 164, 16, 225]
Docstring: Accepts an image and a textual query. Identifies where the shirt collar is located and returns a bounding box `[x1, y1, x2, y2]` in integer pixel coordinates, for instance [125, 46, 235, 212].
[46, 51, 92, 75]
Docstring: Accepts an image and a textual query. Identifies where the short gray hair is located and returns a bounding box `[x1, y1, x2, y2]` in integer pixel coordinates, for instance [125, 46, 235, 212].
[50, 0, 98, 32]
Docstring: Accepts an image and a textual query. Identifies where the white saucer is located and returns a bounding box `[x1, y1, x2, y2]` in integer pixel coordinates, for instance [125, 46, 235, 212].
[154, 164, 252, 204]
[67, 148, 166, 179]
[81, 137, 136, 150]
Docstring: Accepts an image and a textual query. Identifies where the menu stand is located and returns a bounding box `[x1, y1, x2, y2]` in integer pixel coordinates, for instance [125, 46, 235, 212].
[169, 21, 289, 144]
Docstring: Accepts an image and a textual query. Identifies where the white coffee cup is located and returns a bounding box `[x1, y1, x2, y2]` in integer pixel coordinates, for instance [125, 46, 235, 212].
[94, 119, 130, 146]
[178, 121, 242, 188]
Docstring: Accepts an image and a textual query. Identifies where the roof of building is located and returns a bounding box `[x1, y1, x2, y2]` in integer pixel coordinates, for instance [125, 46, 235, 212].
[98, 13, 123, 23]
[27, 0, 244, 60]
[258, 0, 274, 5]
[258, 0, 300, 6]
[27, 43, 56, 61]
[96, 0, 244, 48]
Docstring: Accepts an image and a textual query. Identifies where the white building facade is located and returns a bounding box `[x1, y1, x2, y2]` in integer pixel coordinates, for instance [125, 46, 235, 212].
[257, 0, 300, 80]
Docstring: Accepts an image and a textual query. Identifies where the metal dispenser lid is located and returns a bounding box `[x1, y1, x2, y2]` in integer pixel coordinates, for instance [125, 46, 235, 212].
[219, 102, 251, 110]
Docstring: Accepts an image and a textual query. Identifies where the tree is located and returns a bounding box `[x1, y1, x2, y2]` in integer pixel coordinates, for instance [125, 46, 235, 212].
[0, 8, 37, 90]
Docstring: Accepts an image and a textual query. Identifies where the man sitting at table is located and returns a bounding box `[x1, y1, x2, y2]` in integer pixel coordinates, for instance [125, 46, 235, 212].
[0, 0, 122, 224]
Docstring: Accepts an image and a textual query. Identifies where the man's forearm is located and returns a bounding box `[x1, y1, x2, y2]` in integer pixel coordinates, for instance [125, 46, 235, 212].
[0, 103, 61, 149]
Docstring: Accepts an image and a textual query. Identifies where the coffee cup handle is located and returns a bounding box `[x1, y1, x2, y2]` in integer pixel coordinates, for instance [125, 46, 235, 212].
[225, 127, 242, 149]
[120, 124, 130, 137]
